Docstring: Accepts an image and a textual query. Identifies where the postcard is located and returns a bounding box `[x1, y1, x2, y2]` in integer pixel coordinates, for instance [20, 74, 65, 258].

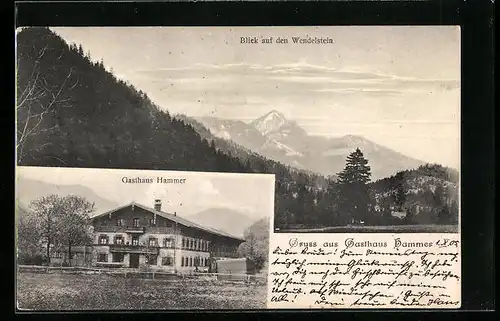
[16, 26, 460, 310]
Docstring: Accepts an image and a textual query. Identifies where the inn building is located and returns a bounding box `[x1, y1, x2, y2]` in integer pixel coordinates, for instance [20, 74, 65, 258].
[89, 200, 245, 272]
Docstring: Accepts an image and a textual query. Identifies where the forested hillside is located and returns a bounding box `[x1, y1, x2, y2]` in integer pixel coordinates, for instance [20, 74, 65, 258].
[369, 164, 459, 225]
[15, 27, 327, 222]
[16, 28, 250, 172]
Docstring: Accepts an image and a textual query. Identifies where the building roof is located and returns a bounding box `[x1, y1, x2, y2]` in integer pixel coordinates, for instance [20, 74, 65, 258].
[91, 202, 245, 242]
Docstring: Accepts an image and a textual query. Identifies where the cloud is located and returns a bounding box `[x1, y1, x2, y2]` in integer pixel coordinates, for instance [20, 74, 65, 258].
[197, 179, 220, 197]
[131, 62, 459, 100]
[315, 88, 404, 96]
[159, 77, 231, 85]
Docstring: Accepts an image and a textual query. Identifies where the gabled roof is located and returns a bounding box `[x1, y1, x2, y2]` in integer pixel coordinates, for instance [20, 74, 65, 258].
[91, 201, 245, 242]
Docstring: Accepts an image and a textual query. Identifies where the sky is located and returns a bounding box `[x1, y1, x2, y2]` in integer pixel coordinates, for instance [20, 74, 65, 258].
[51, 26, 461, 168]
[16, 166, 275, 220]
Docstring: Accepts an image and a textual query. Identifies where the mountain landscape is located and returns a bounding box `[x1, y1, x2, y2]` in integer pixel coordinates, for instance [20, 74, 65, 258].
[187, 208, 261, 238]
[196, 110, 425, 180]
[16, 177, 119, 215]
[15, 27, 459, 232]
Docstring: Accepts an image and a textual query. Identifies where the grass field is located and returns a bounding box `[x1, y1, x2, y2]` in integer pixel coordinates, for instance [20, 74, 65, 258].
[17, 272, 267, 310]
[279, 224, 459, 233]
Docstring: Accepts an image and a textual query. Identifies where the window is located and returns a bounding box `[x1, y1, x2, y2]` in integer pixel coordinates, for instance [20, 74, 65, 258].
[189, 240, 193, 249]
[181, 257, 185, 267]
[162, 256, 174, 266]
[98, 235, 108, 245]
[189, 257, 193, 267]
[182, 238, 186, 248]
[132, 236, 139, 246]
[132, 218, 140, 228]
[149, 218, 156, 227]
[145, 254, 157, 265]
[112, 253, 124, 262]
[163, 238, 173, 248]
[149, 238, 158, 247]
[98, 253, 108, 262]
[116, 219, 123, 227]
[195, 240, 199, 250]
[114, 235, 124, 245]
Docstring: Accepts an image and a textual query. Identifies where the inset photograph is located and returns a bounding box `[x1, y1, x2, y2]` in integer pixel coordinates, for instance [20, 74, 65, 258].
[16, 166, 273, 310]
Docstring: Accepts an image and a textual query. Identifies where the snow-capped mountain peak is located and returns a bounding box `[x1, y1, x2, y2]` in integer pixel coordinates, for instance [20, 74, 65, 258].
[251, 110, 288, 135]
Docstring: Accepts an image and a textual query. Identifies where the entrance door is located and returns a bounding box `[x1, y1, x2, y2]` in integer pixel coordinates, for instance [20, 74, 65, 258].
[129, 253, 139, 268]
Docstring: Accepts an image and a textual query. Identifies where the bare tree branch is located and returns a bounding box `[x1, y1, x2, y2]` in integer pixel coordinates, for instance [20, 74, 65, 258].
[17, 64, 76, 159]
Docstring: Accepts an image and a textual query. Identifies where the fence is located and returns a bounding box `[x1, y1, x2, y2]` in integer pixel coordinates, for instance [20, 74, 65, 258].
[17, 265, 267, 283]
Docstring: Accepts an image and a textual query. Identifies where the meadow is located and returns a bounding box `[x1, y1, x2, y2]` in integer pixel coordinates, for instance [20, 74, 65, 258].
[17, 271, 267, 310]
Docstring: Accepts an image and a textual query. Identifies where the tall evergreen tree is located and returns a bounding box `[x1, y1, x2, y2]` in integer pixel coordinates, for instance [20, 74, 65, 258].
[338, 148, 372, 184]
[337, 148, 373, 224]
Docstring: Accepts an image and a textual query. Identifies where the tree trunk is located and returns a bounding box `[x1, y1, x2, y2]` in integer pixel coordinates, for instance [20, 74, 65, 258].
[46, 236, 51, 265]
[67, 241, 72, 267]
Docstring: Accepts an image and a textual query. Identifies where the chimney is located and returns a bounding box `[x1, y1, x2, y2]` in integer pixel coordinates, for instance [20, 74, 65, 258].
[154, 199, 162, 212]
[174, 211, 177, 216]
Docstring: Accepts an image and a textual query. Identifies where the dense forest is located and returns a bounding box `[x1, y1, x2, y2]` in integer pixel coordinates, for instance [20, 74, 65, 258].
[16, 28, 459, 230]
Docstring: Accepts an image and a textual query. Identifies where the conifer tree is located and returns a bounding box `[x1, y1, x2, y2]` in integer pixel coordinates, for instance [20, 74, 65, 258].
[337, 148, 373, 224]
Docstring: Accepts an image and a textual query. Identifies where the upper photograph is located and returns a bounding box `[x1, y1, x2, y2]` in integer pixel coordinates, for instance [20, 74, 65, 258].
[15, 26, 460, 233]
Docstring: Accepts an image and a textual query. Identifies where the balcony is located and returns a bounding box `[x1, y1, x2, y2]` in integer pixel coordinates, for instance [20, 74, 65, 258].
[93, 225, 176, 234]
[109, 244, 159, 254]
[124, 226, 146, 234]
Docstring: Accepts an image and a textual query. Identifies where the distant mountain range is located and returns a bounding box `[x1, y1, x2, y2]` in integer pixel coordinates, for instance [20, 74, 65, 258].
[193, 110, 425, 181]
[186, 208, 262, 238]
[16, 177, 119, 215]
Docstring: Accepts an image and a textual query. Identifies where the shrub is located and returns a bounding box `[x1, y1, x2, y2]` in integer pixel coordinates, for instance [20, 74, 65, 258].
[18, 254, 48, 266]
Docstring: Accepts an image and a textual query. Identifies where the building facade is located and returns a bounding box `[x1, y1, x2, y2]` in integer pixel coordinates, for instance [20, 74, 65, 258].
[90, 200, 245, 272]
